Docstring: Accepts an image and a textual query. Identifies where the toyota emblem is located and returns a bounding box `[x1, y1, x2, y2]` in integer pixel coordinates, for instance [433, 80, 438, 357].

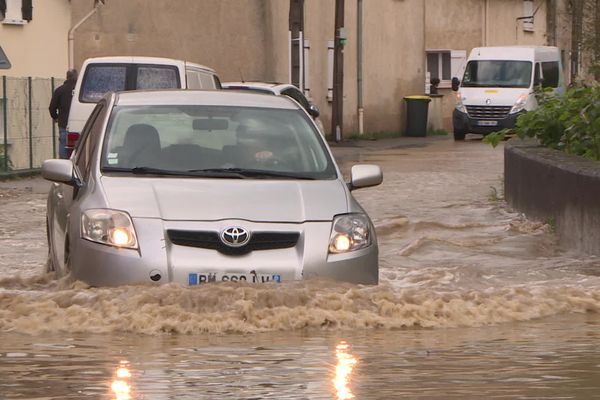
[220, 227, 251, 247]
[485, 98, 492, 105]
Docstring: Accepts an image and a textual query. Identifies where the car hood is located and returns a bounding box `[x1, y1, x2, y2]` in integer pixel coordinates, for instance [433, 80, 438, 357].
[100, 176, 349, 222]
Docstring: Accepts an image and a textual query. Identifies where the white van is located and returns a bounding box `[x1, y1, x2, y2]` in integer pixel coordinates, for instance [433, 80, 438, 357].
[66, 56, 221, 154]
[452, 46, 564, 140]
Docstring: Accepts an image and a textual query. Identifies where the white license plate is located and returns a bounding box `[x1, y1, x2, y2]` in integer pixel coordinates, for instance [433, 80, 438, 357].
[477, 120, 498, 126]
[188, 272, 282, 285]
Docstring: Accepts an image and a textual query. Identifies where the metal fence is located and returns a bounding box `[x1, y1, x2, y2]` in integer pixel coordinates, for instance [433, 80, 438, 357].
[1, 75, 62, 177]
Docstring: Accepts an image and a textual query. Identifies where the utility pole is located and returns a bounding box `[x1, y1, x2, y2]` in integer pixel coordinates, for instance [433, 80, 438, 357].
[595, 0, 600, 80]
[570, 0, 584, 81]
[331, 0, 345, 142]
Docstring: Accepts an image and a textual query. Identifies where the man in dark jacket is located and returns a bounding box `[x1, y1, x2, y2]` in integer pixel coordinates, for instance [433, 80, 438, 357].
[49, 69, 77, 159]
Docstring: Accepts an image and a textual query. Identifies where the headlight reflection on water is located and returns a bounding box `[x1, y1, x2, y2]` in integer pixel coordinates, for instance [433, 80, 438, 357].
[333, 341, 358, 399]
[111, 361, 133, 400]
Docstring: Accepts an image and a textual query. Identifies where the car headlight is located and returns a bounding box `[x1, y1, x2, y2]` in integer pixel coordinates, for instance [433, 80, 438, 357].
[81, 209, 138, 249]
[328, 213, 372, 254]
[509, 93, 529, 114]
[455, 92, 467, 114]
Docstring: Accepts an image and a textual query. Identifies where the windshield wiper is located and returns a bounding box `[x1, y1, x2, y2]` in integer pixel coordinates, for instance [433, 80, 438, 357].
[102, 166, 202, 177]
[189, 168, 316, 180]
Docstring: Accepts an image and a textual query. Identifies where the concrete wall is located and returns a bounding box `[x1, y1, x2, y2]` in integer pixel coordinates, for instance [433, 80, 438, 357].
[0, 0, 71, 78]
[505, 140, 600, 256]
[71, 0, 282, 82]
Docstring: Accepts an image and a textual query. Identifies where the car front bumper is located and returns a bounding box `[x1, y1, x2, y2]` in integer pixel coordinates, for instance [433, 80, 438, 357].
[453, 109, 525, 135]
[70, 218, 379, 287]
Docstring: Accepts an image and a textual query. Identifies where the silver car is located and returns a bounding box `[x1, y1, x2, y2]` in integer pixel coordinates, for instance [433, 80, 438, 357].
[42, 90, 382, 286]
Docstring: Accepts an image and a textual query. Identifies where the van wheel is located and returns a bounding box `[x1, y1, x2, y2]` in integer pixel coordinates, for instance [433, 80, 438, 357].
[454, 131, 466, 141]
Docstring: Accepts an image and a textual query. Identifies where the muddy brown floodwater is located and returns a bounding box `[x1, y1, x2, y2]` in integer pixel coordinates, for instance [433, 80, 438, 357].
[1, 137, 600, 399]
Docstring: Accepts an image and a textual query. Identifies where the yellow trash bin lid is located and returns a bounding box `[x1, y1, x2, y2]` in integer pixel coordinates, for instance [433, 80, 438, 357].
[404, 95, 431, 101]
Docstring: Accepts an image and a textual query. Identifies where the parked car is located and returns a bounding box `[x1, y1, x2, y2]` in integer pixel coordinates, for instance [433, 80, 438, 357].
[222, 82, 324, 133]
[67, 56, 221, 156]
[43, 90, 382, 287]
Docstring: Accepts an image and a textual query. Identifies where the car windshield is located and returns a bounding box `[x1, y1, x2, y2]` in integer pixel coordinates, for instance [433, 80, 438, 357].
[101, 105, 337, 180]
[461, 60, 532, 88]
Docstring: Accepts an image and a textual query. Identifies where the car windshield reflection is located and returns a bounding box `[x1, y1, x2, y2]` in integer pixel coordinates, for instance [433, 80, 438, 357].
[101, 105, 336, 180]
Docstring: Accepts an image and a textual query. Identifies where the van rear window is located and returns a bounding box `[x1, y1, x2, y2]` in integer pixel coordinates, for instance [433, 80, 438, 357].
[137, 66, 179, 89]
[80, 65, 127, 103]
[80, 64, 181, 103]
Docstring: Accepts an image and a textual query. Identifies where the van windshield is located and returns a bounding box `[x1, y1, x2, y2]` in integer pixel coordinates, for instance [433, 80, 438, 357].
[461, 60, 532, 88]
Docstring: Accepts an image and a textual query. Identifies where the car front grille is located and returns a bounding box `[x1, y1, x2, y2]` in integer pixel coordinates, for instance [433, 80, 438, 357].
[466, 105, 512, 119]
[167, 230, 300, 255]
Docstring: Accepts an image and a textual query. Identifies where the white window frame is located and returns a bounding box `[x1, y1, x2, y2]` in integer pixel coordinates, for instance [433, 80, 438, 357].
[426, 50, 452, 88]
[2, 0, 27, 25]
[426, 49, 467, 89]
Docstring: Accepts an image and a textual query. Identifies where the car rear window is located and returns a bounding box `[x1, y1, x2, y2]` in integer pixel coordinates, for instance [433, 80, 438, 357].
[137, 66, 179, 90]
[80, 65, 127, 103]
[80, 63, 181, 103]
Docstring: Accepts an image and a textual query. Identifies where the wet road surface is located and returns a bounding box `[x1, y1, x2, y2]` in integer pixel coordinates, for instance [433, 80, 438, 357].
[1, 136, 599, 399]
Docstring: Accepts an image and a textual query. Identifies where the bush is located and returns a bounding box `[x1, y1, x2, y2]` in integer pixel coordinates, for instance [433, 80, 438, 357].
[0, 146, 12, 172]
[484, 86, 600, 161]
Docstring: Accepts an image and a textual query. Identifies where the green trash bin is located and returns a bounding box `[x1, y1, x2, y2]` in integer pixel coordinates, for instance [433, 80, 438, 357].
[404, 95, 431, 137]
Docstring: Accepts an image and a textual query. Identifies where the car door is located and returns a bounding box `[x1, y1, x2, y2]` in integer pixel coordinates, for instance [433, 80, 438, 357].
[50, 101, 107, 271]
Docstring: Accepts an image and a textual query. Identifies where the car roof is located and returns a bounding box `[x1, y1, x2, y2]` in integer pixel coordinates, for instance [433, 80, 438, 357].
[113, 89, 300, 109]
[82, 56, 216, 72]
[222, 82, 297, 94]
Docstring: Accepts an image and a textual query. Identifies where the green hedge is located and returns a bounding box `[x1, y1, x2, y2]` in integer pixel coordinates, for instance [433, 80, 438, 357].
[484, 86, 600, 161]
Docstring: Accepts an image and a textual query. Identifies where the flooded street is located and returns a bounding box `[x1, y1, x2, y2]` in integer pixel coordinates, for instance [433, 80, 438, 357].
[1, 137, 600, 399]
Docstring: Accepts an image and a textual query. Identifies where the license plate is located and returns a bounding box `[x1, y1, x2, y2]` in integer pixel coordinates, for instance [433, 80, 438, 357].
[477, 120, 498, 126]
[188, 272, 282, 285]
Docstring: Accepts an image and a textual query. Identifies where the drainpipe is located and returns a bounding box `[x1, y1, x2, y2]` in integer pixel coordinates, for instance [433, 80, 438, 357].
[483, 0, 489, 46]
[68, 1, 104, 70]
[357, 0, 364, 135]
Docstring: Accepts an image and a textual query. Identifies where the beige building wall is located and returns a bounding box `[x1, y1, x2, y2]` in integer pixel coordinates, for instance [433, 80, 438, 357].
[71, 0, 286, 82]
[71, 0, 572, 136]
[0, 0, 71, 78]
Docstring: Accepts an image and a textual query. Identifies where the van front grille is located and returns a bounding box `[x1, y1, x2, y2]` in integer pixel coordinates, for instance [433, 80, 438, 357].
[466, 105, 512, 119]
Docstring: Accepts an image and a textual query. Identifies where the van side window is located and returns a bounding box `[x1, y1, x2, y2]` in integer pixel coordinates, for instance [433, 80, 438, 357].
[186, 70, 202, 89]
[198, 72, 216, 89]
[541, 62, 559, 88]
[136, 66, 179, 90]
[80, 65, 127, 103]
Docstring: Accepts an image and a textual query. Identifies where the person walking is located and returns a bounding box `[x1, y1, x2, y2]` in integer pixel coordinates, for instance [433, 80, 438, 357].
[49, 69, 77, 159]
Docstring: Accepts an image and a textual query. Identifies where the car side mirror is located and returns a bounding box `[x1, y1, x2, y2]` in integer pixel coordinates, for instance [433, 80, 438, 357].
[348, 164, 383, 191]
[42, 159, 77, 185]
[308, 103, 320, 118]
[451, 77, 460, 92]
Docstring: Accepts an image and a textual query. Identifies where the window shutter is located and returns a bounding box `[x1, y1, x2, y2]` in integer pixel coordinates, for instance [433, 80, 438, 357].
[450, 50, 467, 80]
[22, 0, 32, 21]
[327, 40, 334, 102]
[303, 39, 310, 97]
[523, 0, 534, 32]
